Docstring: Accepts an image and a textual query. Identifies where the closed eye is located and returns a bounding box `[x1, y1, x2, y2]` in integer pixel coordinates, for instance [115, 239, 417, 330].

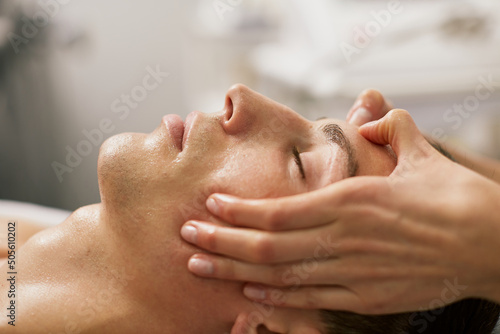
[293, 147, 306, 180]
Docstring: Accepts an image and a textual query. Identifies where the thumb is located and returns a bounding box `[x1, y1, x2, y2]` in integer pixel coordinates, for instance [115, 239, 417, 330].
[358, 109, 434, 159]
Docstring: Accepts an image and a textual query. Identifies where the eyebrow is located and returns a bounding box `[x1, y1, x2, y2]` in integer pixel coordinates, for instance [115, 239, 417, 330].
[319, 123, 359, 177]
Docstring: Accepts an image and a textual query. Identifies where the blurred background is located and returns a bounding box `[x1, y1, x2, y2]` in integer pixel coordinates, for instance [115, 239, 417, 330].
[1, 0, 499, 211]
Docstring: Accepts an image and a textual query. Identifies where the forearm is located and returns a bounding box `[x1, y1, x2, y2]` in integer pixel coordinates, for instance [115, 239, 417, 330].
[426, 136, 500, 184]
[444, 145, 500, 184]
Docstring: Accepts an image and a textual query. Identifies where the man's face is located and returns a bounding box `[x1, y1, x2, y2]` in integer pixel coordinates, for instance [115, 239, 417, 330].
[95, 84, 397, 332]
[97, 84, 396, 221]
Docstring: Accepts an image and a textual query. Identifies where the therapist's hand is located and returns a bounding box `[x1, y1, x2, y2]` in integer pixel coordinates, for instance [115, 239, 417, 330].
[346, 88, 392, 126]
[181, 109, 500, 314]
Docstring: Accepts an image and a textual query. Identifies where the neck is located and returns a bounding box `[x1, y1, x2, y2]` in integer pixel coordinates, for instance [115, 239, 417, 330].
[1, 204, 158, 334]
[1, 202, 245, 333]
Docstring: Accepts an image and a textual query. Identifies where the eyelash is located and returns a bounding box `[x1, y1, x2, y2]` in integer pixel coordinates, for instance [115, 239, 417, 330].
[293, 147, 306, 180]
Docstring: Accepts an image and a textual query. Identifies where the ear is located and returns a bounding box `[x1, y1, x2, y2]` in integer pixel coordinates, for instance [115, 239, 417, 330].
[231, 309, 323, 334]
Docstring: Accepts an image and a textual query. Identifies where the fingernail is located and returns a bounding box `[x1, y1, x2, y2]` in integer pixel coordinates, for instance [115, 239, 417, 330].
[188, 257, 214, 275]
[243, 285, 267, 301]
[349, 107, 372, 126]
[212, 194, 238, 203]
[206, 197, 220, 216]
[181, 224, 198, 244]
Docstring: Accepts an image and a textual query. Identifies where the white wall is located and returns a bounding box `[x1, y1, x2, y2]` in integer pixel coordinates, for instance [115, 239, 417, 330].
[2, 0, 499, 210]
[47, 0, 188, 209]
[45, 0, 283, 209]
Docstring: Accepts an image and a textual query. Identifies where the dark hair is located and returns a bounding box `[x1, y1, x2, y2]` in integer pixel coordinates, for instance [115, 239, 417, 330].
[321, 142, 500, 333]
[321, 298, 500, 334]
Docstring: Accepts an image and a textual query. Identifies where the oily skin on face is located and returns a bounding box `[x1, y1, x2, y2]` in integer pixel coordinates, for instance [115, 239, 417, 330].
[0, 85, 396, 333]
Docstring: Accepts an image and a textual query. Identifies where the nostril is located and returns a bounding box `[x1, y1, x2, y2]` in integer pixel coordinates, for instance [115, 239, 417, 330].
[224, 96, 233, 123]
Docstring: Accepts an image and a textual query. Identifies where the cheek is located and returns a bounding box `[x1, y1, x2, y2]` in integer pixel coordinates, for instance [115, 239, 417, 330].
[97, 133, 186, 210]
[212, 148, 290, 199]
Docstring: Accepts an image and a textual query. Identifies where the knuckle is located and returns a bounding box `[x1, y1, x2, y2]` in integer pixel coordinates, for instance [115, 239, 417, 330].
[221, 203, 237, 223]
[387, 108, 410, 122]
[250, 233, 275, 263]
[269, 265, 288, 287]
[202, 226, 218, 252]
[220, 259, 237, 279]
[263, 209, 287, 231]
[262, 199, 295, 231]
[304, 288, 321, 309]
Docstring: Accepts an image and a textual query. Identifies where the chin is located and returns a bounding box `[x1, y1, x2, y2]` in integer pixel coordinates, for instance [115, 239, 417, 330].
[97, 133, 149, 207]
[96, 133, 198, 218]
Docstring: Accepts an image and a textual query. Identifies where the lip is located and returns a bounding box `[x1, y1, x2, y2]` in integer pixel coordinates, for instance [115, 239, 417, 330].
[182, 111, 201, 149]
[162, 114, 184, 151]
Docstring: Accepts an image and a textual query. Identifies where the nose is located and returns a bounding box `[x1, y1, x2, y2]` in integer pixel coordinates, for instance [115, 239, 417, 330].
[222, 84, 303, 137]
[222, 84, 255, 135]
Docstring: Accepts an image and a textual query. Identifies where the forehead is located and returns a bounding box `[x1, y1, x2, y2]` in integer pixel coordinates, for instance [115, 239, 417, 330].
[313, 117, 396, 178]
[313, 118, 353, 135]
